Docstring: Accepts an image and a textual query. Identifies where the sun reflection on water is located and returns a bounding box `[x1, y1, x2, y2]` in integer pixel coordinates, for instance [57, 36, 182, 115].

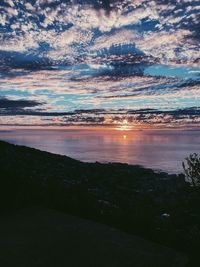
[123, 135, 127, 140]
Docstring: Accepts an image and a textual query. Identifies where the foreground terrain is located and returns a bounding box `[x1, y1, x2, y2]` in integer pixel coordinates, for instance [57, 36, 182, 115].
[0, 208, 186, 267]
[0, 141, 199, 266]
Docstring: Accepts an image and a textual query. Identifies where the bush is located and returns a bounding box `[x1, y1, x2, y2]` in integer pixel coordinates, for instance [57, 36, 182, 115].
[182, 153, 200, 187]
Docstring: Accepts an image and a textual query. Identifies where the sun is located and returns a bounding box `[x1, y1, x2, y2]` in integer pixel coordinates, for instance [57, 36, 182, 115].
[117, 119, 132, 131]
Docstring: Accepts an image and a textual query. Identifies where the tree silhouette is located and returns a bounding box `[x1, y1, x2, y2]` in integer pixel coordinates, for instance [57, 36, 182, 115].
[183, 153, 200, 187]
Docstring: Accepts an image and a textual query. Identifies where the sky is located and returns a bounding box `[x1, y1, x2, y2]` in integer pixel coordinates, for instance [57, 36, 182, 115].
[0, 0, 200, 129]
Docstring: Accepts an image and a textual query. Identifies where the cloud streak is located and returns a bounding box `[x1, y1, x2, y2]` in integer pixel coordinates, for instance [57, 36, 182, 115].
[1, 102, 200, 128]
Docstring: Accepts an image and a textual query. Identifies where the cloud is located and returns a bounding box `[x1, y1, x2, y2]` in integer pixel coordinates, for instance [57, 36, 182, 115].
[0, 0, 199, 129]
[0, 50, 54, 70]
[0, 0, 199, 66]
[1, 106, 200, 128]
[0, 97, 43, 113]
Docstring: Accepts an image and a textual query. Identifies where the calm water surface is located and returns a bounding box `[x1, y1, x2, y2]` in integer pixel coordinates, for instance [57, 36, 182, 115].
[0, 128, 200, 174]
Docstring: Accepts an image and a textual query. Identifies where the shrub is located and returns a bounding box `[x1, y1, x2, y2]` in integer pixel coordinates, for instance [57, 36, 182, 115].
[182, 153, 200, 187]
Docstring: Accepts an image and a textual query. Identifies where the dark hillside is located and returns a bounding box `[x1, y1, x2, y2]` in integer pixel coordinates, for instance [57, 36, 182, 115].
[0, 140, 200, 266]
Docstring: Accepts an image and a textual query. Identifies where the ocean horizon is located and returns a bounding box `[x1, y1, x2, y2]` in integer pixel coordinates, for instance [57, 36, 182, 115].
[1, 128, 200, 174]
